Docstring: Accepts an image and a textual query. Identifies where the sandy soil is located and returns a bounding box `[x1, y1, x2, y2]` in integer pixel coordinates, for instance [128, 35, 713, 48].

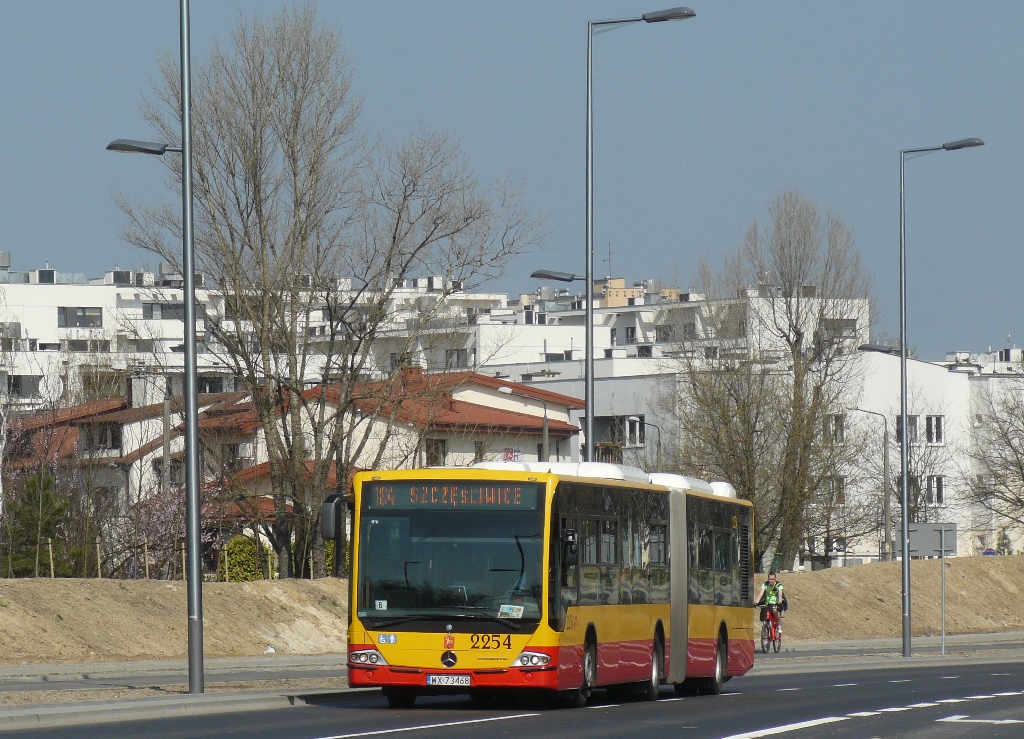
[0, 556, 1021, 706]
[779, 555, 1024, 641]
[0, 577, 349, 664]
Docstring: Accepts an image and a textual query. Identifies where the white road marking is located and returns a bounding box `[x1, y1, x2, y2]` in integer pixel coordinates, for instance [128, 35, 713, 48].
[591, 704, 620, 709]
[775, 688, 800, 692]
[994, 691, 1023, 696]
[833, 683, 858, 687]
[879, 707, 912, 712]
[322, 713, 541, 738]
[888, 679, 910, 683]
[936, 698, 969, 703]
[847, 712, 880, 717]
[938, 714, 1024, 725]
[939, 675, 960, 680]
[719, 716, 848, 738]
[909, 703, 939, 708]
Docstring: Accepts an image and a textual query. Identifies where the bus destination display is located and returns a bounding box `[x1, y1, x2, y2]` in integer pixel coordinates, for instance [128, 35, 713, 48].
[365, 481, 540, 511]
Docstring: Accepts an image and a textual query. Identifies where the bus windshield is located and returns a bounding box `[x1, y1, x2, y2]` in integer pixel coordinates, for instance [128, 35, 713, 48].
[357, 481, 546, 627]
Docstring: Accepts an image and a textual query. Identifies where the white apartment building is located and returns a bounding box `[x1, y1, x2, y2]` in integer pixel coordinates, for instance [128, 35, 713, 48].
[0, 253, 510, 410]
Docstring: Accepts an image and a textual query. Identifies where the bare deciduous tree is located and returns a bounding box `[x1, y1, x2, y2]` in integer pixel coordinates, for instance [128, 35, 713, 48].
[117, 4, 543, 577]
[660, 190, 873, 569]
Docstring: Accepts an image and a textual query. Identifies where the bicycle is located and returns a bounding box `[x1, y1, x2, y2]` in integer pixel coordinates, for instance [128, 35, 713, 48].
[759, 604, 782, 653]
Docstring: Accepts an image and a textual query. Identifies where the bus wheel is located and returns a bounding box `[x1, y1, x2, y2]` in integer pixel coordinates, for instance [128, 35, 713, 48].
[699, 635, 726, 696]
[383, 688, 416, 708]
[642, 637, 663, 701]
[567, 639, 596, 708]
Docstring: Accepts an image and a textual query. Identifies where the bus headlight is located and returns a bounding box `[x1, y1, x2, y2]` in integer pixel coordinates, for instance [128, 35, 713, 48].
[514, 651, 551, 667]
[349, 648, 388, 666]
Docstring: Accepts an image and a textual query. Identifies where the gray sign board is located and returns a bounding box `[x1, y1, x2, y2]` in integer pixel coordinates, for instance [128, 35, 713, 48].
[893, 522, 957, 557]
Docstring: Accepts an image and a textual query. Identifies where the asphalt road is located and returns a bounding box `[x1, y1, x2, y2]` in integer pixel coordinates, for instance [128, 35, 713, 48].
[4, 654, 1024, 738]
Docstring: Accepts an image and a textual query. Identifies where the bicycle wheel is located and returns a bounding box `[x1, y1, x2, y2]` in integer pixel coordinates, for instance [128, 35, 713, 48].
[773, 628, 782, 653]
[760, 622, 770, 653]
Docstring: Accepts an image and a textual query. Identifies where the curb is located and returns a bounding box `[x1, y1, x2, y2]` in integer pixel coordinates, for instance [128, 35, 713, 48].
[0, 688, 371, 732]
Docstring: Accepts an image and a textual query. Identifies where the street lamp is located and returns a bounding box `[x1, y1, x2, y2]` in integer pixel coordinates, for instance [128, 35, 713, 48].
[898, 136, 984, 658]
[499, 386, 549, 462]
[847, 406, 891, 562]
[628, 416, 661, 469]
[106, 0, 204, 693]
[540, 7, 696, 463]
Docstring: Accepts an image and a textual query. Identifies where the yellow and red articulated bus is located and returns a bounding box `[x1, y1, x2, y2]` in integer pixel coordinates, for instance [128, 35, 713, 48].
[320, 461, 755, 708]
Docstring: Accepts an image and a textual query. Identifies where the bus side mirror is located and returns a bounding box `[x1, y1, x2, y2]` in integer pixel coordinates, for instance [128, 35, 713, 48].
[320, 493, 345, 541]
[561, 528, 578, 567]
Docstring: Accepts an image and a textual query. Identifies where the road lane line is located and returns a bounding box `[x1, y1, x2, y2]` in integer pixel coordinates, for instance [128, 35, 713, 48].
[909, 703, 939, 708]
[833, 683, 858, 687]
[719, 716, 848, 738]
[847, 712, 880, 717]
[938, 714, 1024, 725]
[322, 713, 541, 738]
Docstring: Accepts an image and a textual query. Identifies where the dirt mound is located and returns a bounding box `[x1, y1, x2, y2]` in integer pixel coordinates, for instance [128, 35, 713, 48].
[0, 577, 348, 664]
[0, 556, 1021, 664]
[779, 555, 1024, 641]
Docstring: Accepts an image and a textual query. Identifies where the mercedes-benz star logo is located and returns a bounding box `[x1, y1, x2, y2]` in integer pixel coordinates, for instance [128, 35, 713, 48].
[441, 650, 458, 668]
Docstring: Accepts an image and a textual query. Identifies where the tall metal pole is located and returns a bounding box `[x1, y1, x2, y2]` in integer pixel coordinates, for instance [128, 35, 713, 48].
[180, 0, 204, 693]
[898, 147, 912, 659]
[584, 20, 595, 463]
[898, 136, 984, 659]
[583, 7, 694, 463]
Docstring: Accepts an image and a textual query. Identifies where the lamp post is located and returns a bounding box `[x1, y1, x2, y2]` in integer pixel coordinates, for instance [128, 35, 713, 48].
[106, 0, 204, 693]
[535, 7, 694, 463]
[628, 415, 661, 469]
[499, 386, 549, 462]
[848, 407, 891, 562]
[898, 136, 984, 658]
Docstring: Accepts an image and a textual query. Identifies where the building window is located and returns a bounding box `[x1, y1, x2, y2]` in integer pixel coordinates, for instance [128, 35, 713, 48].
[474, 440, 485, 463]
[896, 415, 919, 444]
[143, 302, 186, 321]
[444, 348, 470, 368]
[926, 475, 945, 506]
[83, 423, 122, 452]
[625, 327, 637, 345]
[57, 307, 103, 328]
[198, 376, 224, 394]
[637, 345, 652, 358]
[655, 325, 672, 342]
[425, 438, 446, 466]
[704, 346, 718, 360]
[828, 476, 846, 506]
[824, 413, 845, 443]
[926, 415, 944, 444]
[8, 375, 41, 399]
[610, 328, 617, 347]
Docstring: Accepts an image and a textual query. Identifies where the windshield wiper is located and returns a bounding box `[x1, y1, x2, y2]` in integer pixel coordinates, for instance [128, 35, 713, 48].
[367, 613, 449, 629]
[457, 607, 524, 631]
[367, 609, 525, 631]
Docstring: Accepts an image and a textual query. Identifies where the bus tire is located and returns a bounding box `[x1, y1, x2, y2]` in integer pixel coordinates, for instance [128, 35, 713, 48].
[699, 633, 727, 696]
[383, 688, 416, 708]
[567, 636, 597, 708]
[642, 636, 664, 701]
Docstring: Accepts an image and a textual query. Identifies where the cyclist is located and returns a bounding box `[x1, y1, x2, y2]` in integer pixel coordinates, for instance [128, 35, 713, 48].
[754, 571, 787, 634]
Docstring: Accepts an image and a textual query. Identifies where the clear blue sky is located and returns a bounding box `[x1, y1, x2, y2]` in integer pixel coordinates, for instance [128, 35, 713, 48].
[1, 1, 1019, 360]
